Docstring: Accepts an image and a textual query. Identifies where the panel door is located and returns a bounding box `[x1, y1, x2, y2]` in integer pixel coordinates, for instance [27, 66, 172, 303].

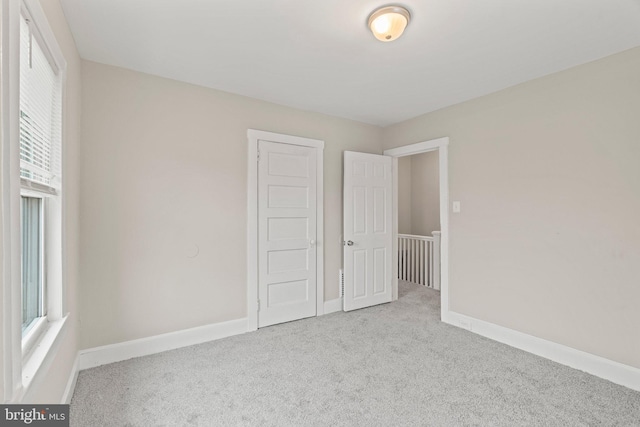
[258, 140, 317, 327]
[343, 151, 393, 311]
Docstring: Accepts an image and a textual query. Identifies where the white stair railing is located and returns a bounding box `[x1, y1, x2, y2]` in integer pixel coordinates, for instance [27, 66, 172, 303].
[398, 231, 441, 290]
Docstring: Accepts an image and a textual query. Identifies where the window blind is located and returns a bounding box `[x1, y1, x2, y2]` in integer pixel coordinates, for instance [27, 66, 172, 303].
[19, 14, 62, 189]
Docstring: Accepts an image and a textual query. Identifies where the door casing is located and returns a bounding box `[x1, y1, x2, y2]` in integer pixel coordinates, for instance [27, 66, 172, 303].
[247, 129, 324, 332]
[383, 137, 450, 321]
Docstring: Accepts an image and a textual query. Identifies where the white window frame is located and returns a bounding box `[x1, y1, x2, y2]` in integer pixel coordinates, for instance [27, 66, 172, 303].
[1, 0, 68, 402]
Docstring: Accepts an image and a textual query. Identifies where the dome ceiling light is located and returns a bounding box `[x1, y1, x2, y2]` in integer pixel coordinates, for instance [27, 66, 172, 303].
[367, 5, 411, 42]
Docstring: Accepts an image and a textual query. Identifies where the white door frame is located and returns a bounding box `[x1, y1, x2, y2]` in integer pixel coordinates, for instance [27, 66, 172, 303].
[383, 137, 451, 321]
[247, 129, 324, 332]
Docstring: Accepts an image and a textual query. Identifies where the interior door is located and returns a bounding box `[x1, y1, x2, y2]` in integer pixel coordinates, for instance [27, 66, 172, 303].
[258, 140, 317, 327]
[343, 151, 393, 311]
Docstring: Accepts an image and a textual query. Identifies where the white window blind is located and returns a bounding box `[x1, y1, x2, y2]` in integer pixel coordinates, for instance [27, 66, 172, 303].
[19, 14, 62, 189]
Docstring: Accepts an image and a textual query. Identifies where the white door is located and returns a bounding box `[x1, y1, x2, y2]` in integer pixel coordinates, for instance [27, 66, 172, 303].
[258, 140, 317, 327]
[343, 151, 393, 311]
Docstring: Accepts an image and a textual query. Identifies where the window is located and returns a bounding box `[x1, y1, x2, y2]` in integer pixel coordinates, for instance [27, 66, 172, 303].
[21, 196, 44, 335]
[18, 7, 63, 356]
[19, 13, 62, 188]
[1, 0, 68, 399]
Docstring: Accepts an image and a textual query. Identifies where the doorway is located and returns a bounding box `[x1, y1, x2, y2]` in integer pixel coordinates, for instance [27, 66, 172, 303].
[397, 150, 441, 289]
[383, 137, 450, 321]
[247, 130, 324, 331]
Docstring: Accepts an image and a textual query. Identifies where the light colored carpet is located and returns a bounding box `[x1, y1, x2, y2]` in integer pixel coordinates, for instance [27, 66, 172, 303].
[71, 281, 640, 426]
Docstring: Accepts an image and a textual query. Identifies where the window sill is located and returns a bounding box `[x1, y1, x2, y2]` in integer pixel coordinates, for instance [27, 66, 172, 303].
[21, 315, 69, 400]
[22, 317, 48, 359]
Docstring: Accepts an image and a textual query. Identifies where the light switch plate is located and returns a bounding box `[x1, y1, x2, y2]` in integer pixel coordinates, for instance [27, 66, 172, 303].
[453, 201, 461, 213]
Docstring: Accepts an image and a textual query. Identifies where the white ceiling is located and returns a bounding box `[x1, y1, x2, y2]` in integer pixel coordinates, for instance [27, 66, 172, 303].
[60, 0, 640, 126]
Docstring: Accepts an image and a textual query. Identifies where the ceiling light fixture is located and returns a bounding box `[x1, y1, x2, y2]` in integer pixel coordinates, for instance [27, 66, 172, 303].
[368, 5, 411, 42]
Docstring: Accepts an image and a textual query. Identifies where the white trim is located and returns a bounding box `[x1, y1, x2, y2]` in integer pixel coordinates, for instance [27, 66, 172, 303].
[323, 298, 343, 315]
[383, 137, 450, 318]
[20, 177, 58, 196]
[78, 318, 247, 371]
[315, 143, 324, 317]
[21, 316, 47, 358]
[438, 145, 449, 313]
[383, 137, 449, 157]
[249, 129, 325, 150]
[61, 353, 78, 404]
[391, 157, 398, 300]
[246, 129, 325, 331]
[22, 0, 67, 74]
[2, 0, 25, 403]
[20, 315, 68, 402]
[444, 311, 640, 392]
[246, 138, 258, 332]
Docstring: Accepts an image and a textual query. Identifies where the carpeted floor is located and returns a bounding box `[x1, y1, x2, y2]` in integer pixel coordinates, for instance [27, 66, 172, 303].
[71, 281, 640, 426]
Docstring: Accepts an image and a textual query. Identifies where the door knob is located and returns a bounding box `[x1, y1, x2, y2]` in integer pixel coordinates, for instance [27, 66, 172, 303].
[309, 239, 315, 247]
[345, 240, 354, 246]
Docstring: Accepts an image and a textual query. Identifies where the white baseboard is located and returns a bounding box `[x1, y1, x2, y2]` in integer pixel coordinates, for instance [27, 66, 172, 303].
[443, 311, 640, 392]
[323, 298, 343, 314]
[78, 318, 248, 371]
[61, 354, 79, 404]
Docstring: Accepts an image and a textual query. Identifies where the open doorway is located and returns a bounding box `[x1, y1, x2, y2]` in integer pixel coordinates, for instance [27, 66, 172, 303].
[384, 137, 450, 322]
[397, 151, 441, 289]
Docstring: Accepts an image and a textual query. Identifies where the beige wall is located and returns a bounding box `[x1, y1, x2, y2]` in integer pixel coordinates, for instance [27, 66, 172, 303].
[397, 151, 440, 236]
[410, 151, 440, 236]
[397, 156, 412, 234]
[383, 47, 640, 369]
[79, 61, 382, 349]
